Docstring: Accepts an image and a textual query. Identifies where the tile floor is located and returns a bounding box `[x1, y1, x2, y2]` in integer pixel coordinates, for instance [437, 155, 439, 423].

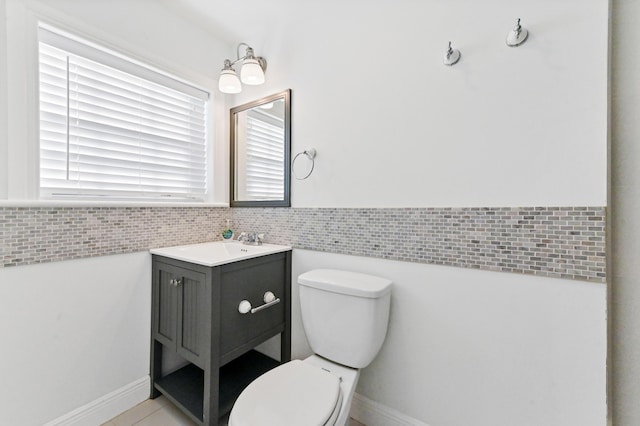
[102, 396, 365, 426]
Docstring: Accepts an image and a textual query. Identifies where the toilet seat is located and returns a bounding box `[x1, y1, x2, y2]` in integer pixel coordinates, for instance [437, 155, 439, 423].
[229, 359, 343, 426]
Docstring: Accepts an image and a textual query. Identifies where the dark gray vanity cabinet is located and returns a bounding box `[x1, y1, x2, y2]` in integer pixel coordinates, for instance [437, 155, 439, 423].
[150, 251, 292, 426]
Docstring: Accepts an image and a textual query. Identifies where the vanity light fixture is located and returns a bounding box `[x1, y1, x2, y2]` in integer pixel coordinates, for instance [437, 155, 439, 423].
[506, 18, 529, 47]
[218, 43, 267, 94]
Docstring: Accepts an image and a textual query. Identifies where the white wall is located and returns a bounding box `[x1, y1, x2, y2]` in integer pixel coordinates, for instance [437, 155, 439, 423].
[0, 0, 8, 199]
[0, 252, 151, 425]
[245, 0, 608, 208]
[611, 1, 640, 424]
[291, 250, 607, 426]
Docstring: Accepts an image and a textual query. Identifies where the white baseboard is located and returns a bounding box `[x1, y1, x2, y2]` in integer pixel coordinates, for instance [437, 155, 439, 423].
[43, 380, 425, 426]
[350, 393, 430, 426]
[44, 376, 150, 426]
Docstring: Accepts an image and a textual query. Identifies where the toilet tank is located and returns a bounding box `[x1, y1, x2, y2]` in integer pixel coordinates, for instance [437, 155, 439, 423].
[298, 269, 392, 369]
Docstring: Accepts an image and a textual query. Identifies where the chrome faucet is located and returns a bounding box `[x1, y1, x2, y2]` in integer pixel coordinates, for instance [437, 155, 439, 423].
[237, 232, 264, 245]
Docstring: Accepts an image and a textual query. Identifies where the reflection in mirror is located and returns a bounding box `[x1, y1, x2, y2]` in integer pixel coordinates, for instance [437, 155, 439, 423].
[231, 90, 291, 207]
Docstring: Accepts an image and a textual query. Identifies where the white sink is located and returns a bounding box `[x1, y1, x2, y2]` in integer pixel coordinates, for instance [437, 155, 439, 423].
[150, 241, 292, 267]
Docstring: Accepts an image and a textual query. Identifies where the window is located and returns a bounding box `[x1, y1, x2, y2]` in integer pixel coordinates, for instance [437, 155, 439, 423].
[38, 26, 209, 201]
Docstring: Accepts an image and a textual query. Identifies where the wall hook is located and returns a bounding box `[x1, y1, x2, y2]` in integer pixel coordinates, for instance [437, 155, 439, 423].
[506, 18, 529, 47]
[443, 41, 461, 66]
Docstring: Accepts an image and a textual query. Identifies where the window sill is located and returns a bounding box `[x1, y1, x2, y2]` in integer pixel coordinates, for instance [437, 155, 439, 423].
[0, 200, 230, 208]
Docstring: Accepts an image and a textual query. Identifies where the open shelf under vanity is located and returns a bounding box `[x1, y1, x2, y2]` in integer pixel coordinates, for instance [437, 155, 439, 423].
[154, 350, 281, 423]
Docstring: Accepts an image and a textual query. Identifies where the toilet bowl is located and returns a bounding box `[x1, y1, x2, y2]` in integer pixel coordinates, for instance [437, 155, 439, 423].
[228, 355, 358, 426]
[229, 269, 392, 426]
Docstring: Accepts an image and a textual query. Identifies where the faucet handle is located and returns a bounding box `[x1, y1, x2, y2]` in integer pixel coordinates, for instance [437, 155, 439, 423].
[238, 232, 264, 245]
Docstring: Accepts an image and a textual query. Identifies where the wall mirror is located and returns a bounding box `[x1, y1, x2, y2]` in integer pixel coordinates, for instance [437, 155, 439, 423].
[230, 89, 291, 207]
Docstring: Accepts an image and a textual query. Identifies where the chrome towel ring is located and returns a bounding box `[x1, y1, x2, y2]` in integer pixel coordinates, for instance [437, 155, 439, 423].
[292, 148, 316, 180]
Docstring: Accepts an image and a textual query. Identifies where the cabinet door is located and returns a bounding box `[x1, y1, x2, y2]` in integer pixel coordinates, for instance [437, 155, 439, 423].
[152, 261, 209, 369]
[152, 262, 179, 349]
[176, 267, 208, 368]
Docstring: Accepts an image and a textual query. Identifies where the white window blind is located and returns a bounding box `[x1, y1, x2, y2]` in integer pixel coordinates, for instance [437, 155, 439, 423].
[38, 27, 209, 201]
[245, 109, 285, 200]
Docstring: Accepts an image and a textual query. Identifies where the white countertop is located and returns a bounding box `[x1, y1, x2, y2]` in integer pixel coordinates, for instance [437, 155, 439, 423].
[150, 240, 292, 267]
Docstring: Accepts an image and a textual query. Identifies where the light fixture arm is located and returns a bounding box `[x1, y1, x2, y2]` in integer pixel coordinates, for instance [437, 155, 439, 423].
[225, 42, 267, 72]
[236, 42, 251, 63]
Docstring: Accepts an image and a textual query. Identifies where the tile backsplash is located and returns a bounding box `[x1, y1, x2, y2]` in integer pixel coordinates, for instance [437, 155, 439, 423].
[234, 207, 606, 282]
[0, 207, 229, 267]
[0, 206, 606, 282]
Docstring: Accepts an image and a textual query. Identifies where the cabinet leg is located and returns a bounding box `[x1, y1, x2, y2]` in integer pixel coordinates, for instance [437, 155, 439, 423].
[150, 340, 162, 399]
[282, 251, 292, 363]
[281, 329, 291, 363]
[202, 366, 219, 425]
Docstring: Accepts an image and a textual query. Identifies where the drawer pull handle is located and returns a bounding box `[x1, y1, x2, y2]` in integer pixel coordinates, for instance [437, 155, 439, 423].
[169, 279, 182, 287]
[251, 297, 280, 314]
[238, 292, 281, 315]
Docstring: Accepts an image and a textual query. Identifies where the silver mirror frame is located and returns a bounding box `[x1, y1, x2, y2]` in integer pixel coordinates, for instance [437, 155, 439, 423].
[230, 89, 291, 207]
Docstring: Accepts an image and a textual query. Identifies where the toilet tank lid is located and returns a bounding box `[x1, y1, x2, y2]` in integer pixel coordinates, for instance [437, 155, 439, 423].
[298, 269, 392, 298]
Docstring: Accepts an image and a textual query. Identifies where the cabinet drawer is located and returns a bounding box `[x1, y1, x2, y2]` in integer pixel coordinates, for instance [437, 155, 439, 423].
[219, 253, 286, 358]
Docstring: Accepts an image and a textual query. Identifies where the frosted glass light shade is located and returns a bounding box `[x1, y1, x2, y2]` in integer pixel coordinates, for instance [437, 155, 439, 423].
[241, 58, 265, 85]
[219, 69, 242, 94]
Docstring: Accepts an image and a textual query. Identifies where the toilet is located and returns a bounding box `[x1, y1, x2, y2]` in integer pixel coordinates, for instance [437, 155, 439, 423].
[229, 268, 392, 426]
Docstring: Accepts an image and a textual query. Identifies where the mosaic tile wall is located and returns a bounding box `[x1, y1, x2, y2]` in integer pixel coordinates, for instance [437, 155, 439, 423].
[0, 207, 230, 267]
[233, 207, 606, 283]
[0, 206, 606, 282]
